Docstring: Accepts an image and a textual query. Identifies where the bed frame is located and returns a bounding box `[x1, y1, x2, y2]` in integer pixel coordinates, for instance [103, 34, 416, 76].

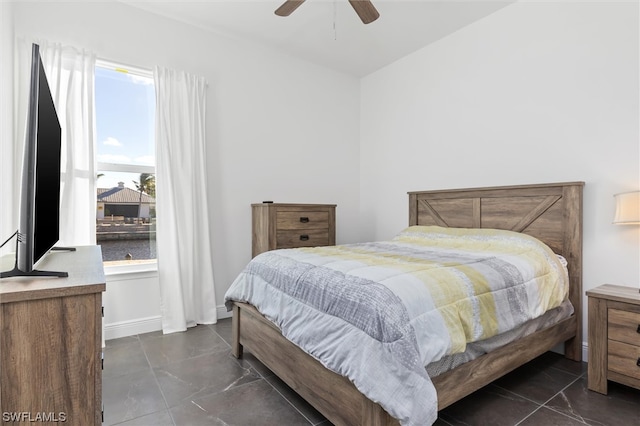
[231, 182, 584, 425]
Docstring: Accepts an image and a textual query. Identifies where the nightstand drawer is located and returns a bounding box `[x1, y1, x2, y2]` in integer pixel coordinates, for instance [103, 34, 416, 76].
[608, 340, 640, 381]
[252, 203, 336, 258]
[277, 230, 329, 248]
[608, 308, 640, 346]
[587, 285, 640, 395]
[276, 211, 329, 230]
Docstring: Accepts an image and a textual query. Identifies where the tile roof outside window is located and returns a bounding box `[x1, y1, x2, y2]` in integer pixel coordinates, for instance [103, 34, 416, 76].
[98, 183, 155, 204]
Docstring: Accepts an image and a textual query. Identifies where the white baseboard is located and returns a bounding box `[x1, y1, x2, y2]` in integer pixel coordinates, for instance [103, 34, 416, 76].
[104, 315, 162, 341]
[217, 304, 232, 319]
[105, 305, 232, 341]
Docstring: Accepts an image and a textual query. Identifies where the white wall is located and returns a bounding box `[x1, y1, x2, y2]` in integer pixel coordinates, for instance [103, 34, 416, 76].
[360, 1, 640, 351]
[0, 1, 15, 256]
[8, 1, 362, 334]
[103, 269, 163, 340]
[6, 1, 638, 349]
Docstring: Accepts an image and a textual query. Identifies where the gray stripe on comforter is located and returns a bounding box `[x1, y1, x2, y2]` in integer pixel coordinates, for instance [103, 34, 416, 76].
[246, 253, 422, 366]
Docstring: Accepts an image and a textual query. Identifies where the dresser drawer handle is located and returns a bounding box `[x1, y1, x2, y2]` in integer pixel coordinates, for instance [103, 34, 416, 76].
[300, 235, 309, 241]
[637, 324, 640, 334]
[299, 217, 309, 223]
[637, 357, 640, 367]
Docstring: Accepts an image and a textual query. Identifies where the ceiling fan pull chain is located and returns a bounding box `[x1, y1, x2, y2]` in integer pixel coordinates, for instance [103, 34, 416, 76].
[333, 0, 337, 40]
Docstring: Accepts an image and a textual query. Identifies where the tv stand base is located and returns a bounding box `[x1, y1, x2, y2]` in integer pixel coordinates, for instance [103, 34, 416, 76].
[1, 267, 68, 279]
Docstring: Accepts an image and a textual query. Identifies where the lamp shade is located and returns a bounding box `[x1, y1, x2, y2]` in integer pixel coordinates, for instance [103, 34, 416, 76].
[613, 191, 640, 225]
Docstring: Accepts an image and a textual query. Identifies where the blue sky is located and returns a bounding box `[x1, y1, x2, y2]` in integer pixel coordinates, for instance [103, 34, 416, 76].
[95, 66, 155, 190]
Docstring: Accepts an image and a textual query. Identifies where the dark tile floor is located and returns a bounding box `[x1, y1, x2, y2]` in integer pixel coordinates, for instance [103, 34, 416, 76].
[103, 319, 640, 425]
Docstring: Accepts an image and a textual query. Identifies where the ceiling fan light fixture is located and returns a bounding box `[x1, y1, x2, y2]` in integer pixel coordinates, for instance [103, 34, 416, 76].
[274, 0, 380, 24]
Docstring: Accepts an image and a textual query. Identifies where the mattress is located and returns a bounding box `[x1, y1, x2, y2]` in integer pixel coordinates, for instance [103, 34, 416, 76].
[426, 298, 573, 377]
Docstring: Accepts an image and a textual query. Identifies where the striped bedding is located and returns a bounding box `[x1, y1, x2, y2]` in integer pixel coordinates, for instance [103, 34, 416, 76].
[224, 226, 570, 426]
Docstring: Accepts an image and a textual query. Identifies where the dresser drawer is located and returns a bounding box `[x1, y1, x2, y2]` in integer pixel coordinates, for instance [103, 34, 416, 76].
[608, 339, 640, 381]
[276, 230, 329, 248]
[608, 308, 640, 346]
[276, 211, 329, 230]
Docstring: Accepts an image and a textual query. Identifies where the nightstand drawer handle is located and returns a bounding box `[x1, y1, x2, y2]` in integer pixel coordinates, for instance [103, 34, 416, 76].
[637, 324, 640, 334]
[299, 217, 309, 223]
[300, 235, 309, 241]
[637, 357, 640, 367]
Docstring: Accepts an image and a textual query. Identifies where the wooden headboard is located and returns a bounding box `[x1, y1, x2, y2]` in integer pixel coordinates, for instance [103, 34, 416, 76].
[408, 181, 584, 360]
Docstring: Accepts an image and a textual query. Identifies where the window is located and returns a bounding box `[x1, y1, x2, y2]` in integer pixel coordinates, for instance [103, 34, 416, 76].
[95, 61, 156, 266]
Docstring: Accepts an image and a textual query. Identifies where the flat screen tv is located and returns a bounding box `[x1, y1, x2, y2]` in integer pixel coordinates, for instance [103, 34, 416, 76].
[1, 43, 69, 279]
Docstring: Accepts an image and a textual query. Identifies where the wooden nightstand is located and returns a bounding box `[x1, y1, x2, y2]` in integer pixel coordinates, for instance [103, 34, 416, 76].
[587, 284, 640, 394]
[252, 203, 336, 258]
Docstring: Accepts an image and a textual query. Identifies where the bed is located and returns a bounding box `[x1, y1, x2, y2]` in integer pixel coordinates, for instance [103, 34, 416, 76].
[225, 182, 583, 426]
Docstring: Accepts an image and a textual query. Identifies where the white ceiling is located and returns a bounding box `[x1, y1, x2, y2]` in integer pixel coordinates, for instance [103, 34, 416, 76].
[119, 0, 517, 77]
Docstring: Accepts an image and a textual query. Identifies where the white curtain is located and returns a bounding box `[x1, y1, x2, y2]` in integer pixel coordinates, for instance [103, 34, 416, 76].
[154, 66, 217, 333]
[15, 39, 96, 247]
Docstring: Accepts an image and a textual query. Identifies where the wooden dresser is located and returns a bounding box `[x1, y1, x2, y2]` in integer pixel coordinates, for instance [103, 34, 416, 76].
[0, 246, 106, 425]
[587, 284, 640, 394]
[252, 203, 336, 258]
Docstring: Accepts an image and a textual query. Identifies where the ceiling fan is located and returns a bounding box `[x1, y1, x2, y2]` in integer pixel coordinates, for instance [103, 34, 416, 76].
[275, 0, 380, 25]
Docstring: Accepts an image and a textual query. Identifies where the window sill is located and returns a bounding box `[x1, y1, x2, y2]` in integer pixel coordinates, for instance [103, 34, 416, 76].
[104, 260, 158, 278]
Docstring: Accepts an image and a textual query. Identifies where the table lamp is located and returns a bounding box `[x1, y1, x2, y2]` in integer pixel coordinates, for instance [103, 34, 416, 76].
[613, 191, 640, 225]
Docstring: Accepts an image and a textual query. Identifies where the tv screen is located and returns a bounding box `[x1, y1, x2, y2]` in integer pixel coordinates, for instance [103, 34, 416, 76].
[0, 43, 66, 279]
[33, 54, 62, 264]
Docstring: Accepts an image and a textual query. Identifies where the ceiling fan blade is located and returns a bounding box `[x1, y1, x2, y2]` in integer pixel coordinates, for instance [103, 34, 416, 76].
[348, 0, 380, 24]
[275, 0, 306, 17]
